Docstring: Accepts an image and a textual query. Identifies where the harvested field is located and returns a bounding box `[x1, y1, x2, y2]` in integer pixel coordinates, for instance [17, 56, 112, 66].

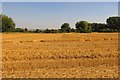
[2, 33, 119, 78]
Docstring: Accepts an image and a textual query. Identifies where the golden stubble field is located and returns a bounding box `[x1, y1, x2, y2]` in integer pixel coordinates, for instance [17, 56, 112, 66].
[2, 33, 119, 78]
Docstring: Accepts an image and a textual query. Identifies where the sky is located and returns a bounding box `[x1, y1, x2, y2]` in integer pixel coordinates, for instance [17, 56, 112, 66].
[1, 0, 120, 2]
[118, 2, 120, 16]
[2, 2, 118, 29]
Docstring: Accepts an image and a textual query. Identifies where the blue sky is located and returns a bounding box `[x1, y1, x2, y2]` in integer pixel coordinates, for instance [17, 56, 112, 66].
[1, 0, 120, 2]
[2, 2, 118, 29]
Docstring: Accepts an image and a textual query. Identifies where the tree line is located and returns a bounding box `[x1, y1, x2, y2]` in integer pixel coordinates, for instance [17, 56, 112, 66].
[1, 14, 120, 33]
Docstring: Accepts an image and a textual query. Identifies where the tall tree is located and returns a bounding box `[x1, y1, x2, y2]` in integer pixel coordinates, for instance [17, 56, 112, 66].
[89, 23, 107, 32]
[106, 17, 120, 30]
[61, 23, 71, 32]
[75, 21, 92, 33]
[25, 28, 28, 32]
[1, 14, 16, 32]
[0, 15, 2, 32]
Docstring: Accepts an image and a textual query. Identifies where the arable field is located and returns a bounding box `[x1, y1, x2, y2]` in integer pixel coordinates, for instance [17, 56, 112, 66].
[2, 33, 119, 78]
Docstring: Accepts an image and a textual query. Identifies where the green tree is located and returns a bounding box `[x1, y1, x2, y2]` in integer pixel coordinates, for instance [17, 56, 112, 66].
[106, 17, 120, 30]
[89, 23, 107, 32]
[76, 21, 92, 33]
[49, 29, 59, 33]
[71, 28, 75, 32]
[35, 29, 40, 33]
[61, 23, 71, 33]
[85, 26, 92, 33]
[25, 28, 28, 32]
[44, 28, 50, 33]
[15, 28, 25, 32]
[2, 14, 15, 32]
[0, 15, 2, 32]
